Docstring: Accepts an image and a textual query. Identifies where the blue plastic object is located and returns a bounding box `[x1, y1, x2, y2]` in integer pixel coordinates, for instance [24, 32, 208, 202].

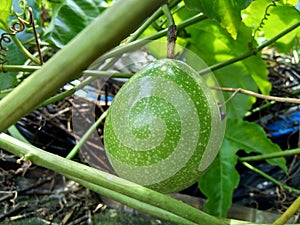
[267, 111, 300, 138]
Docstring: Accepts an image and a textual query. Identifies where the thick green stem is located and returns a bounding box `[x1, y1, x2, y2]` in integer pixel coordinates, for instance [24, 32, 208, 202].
[0, 0, 167, 131]
[0, 133, 228, 225]
[272, 196, 300, 225]
[67, 174, 197, 225]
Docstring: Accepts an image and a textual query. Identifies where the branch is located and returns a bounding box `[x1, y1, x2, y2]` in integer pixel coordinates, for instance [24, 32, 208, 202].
[211, 87, 300, 105]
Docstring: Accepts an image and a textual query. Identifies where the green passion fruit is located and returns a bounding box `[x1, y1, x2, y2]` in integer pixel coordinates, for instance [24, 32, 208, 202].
[104, 59, 224, 193]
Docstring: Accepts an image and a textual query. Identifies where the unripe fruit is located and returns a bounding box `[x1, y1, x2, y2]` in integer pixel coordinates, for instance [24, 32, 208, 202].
[104, 59, 224, 193]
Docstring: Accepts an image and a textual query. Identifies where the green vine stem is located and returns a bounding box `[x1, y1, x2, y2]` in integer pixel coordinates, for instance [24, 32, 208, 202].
[10, 35, 40, 65]
[66, 110, 108, 159]
[162, 4, 175, 25]
[239, 148, 300, 162]
[272, 196, 300, 225]
[159, 4, 185, 28]
[0, 132, 229, 225]
[127, 4, 165, 42]
[245, 101, 276, 117]
[91, 2, 174, 72]
[0, 0, 168, 131]
[241, 162, 300, 194]
[212, 87, 300, 104]
[89, 1, 180, 71]
[7, 125, 30, 144]
[1, 64, 40, 72]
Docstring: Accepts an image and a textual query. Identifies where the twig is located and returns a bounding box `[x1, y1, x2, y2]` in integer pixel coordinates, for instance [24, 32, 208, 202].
[28, 7, 43, 64]
[0, 191, 17, 203]
[0, 203, 28, 220]
[211, 86, 300, 105]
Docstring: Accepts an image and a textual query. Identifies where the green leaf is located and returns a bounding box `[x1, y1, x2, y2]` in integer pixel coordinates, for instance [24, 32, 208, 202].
[0, 0, 12, 31]
[184, 0, 249, 39]
[199, 118, 287, 217]
[198, 138, 240, 217]
[263, 5, 300, 52]
[242, 0, 273, 30]
[0, 73, 18, 90]
[242, 1, 300, 52]
[44, 0, 104, 48]
[226, 119, 287, 172]
[184, 19, 271, 118]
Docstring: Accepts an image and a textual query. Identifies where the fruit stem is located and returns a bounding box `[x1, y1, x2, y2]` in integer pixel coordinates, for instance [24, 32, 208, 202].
[167, 24, 177, 59]
[162, 4, 177, 59]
